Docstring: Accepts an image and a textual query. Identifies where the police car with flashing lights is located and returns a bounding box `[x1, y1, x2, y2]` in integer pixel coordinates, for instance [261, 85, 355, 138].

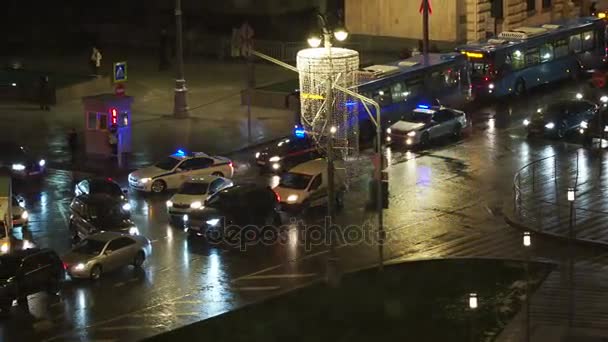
[128, 150, 234, 193]
[385, 105, 467, 147]
[254, 134, 320, 173]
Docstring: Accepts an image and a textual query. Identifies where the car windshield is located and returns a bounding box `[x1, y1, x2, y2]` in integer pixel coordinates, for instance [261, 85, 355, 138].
[179, 182, 210, 195]
[155, 157, 181, 170]
[408, 112, 433, 123]
[543, 103, 570, 119]
[73, 239, 106, 255]
[90, 181, 122, 196]
[88, 203, 127, 222]
[279, 172, 313, 190]
[0, 256, 19, 279]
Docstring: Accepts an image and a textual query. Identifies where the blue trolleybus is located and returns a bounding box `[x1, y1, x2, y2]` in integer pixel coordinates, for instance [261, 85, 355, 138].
[353, 52, 471, 142]
[457, 17, 607, 98]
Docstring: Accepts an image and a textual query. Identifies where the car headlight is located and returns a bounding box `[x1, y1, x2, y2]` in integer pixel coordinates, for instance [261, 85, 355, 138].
[128, 227, 140, 235]
[581, 121, 588, 129]
[255, 152, 260, 158]
[21, 210, 28, 220]
[386, 136, 392, 142]
[11, 164, 25, 171]
[22, 240, 33, 249]
[190, 201, 202, 209]
[545, 122, 555, 129]
[287, 194, 299, 203]
[122, 203, 132, 211]
[38, 159, 45, 167]
[140, 178, 151, 184]
[166, 200, 173, 208]
[206, 218, 220, 226]
[386, 128, 392, 134]
[406, 138, 413, 145]
[74, 263, 86, 271]
[269, 156, 281, 162]
[488, 83, 495, 89]
[407, 131, 416, 137]
[183, 214, 189, 222]
[523, 119, 530, 126]
[0, 243, 8, 254]
[272, 163, 281, 170]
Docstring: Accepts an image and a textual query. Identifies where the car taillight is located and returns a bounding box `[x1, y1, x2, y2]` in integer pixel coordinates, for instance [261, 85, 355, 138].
[229, 162, 234, 168]
[274, 191, 280, 202]
[62, 262, 68, 270]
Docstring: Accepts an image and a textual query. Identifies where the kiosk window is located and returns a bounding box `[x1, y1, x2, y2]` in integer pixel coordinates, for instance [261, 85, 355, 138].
[98, 113, 108, 130]
[87, 112, 97, 129]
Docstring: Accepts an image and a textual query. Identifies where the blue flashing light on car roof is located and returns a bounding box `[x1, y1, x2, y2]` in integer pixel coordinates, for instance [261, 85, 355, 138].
[174, 149, 187, 157]
[294, 126, 306, 138]
[345, 101, 357, 107]
[417, 104, 430, 109]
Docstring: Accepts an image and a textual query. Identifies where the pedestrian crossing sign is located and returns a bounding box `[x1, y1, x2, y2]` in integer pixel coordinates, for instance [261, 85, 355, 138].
[113, 61, 127, 83]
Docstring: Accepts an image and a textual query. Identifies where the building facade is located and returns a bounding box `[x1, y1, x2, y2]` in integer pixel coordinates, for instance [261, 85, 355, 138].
[345, 0, 592, 45]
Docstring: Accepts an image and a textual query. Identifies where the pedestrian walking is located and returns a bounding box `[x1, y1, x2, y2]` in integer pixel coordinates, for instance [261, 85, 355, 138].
[108, 126, 118, 157]
[90, 46, 102, 76]
[68, 128, 78, 160]
[159, 28, 170, 71]
[38, 75, 51, 111]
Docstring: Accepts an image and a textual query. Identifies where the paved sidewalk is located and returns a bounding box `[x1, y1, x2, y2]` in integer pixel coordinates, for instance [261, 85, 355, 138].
[0, 50, 297, 173]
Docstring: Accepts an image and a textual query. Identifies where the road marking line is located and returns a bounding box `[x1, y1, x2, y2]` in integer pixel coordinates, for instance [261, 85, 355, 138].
[231, 264, 283, 282]
[130, 312, 200, 318]
[113, 282, 125, 288]
[233, 286, 281, 291]
[171, 300, 203, 305]
[238, 273, 318, 280]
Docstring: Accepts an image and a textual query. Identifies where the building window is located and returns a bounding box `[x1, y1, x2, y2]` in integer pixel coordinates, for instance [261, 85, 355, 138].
[527, 0, 535, 11]
[543, 0, 551, 9]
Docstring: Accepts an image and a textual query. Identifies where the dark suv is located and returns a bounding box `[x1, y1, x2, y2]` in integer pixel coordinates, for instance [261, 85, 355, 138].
[0, 248, 64, 313]
[69, 194, 139, 240]
[186, 184, 282, 239]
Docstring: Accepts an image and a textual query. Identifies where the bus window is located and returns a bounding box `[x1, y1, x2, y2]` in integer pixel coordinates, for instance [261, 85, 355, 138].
[554, 39, 569, 58]
[540, 43, 554, 63]
[569, 33, 582, 53]
[582, 31, 594, 51]
[405, 77, 424, 97]
[525, 47, 540, 67]
[470, 61, 490, 78]
[371, 87, 391, 107]
[510, 50, 525, 70]
[390, 82, 409, 103]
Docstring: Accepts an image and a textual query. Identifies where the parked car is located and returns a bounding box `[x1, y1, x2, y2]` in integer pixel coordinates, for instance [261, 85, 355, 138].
[0, 248, 64, 313]
[62, 232, 151, 280]
[0, 142, 46, 179]
[185, 184, 281, 239]
[69, 194, 138, 240]
[166, 176, 233, 224]
[524, 99, 599, 138]
[386, 105, 467, 147]
[128, 150, 234, 193]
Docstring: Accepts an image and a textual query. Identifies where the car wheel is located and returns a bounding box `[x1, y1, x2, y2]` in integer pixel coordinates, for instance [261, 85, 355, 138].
[151, 180, 166, 193]
[211, 172, 224, 177]
[90, 265, 102, 280]
[514, 79, 526, 97]
[133, 251, 145, 268]
[452, 124, 462, 139]
[420, 132, 430, 146]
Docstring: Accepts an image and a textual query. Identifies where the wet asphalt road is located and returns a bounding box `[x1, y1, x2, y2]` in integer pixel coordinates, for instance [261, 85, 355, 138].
[3, 80, 608, 342]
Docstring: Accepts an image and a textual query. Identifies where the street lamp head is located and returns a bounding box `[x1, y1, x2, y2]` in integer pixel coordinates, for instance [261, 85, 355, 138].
[469, 293, 478, 309]
[523, 231, 531, 247]
[601, 95, 608, 103]
[307, 35, 322, 48]
[575, 93, 583, 100]
[330, 126, 337, 134]
[567, 187, 575, 202]
[333, 28, 349, 42]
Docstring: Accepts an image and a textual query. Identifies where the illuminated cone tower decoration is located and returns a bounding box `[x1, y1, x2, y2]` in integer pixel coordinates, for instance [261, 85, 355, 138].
[296, 47, 360, 161]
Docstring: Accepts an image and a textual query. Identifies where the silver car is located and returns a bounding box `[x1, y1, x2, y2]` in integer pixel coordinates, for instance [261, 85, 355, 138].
[62, 232, 152, 280]
[386, 105, 467, 147]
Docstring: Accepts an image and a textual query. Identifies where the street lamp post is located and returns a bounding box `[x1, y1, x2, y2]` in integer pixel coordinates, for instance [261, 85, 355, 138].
[308, 14, 349, 287]
[523, 231, 532, 342]
[567, 187, 575, 327]
[173, 0, 189, 118]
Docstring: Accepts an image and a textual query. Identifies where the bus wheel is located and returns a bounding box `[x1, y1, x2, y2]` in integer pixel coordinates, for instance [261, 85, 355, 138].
[514, 79, 526, 97]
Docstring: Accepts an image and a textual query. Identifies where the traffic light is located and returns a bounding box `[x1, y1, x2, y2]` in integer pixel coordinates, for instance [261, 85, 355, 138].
[110, 108, 118, 126]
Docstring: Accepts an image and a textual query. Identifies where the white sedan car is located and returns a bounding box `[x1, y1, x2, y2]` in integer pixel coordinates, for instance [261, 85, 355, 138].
[128, 150, 234, 193]
[166, 176, 233, 222]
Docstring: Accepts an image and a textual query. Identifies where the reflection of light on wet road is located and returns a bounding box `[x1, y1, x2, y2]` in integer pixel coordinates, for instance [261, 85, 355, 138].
[417, 165, 432, 187]
[182, 239, 190, 269]
[488, 118, 496, 132]
[201, 250, 231, 315]
[166, 226, 173, 243]
[385, 147, 392, 167]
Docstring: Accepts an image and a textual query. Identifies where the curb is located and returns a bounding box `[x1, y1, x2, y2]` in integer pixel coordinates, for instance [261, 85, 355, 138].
[504, 213, 608, 249]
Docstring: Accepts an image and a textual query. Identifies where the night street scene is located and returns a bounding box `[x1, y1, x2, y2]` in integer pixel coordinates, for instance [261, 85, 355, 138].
[7, 0, 608, 341]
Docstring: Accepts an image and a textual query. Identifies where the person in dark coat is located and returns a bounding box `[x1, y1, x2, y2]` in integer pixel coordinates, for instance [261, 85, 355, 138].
[38, 75, 51, 111]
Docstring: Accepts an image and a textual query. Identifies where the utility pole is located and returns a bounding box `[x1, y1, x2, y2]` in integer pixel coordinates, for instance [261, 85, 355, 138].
[422, 0, 430, 55]
[173, 0, 189, 118]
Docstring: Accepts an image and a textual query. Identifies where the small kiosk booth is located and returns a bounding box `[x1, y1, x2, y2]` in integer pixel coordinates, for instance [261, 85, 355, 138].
[82, 94, 133, 157]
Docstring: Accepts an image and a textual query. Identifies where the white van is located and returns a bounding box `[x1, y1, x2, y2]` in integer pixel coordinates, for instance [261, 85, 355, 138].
[273, 158, 346, 211]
